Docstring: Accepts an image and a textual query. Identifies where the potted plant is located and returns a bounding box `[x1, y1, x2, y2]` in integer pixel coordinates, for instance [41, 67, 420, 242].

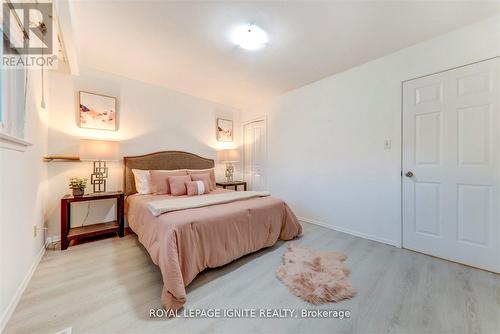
[69, 177, 87, 197]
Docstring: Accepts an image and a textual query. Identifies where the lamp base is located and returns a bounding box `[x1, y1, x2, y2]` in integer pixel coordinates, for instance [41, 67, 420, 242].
[225, 162, 234, 182]
[91, 160, 108, 193]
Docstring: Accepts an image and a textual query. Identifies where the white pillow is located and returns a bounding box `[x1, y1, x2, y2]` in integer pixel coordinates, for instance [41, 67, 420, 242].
[132, 169, 151, 194]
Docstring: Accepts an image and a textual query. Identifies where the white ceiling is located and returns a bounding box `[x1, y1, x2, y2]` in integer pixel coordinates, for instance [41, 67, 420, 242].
[69, 1, 500, 109]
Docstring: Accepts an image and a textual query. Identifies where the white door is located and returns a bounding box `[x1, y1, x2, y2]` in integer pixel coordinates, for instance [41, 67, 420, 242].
[403, 58, 500, 273]
[243, 120, 266, 190]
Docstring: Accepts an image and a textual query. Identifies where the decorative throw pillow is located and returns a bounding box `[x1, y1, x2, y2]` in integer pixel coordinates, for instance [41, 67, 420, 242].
[185, 180, 210, 196]
[190, 173, 213, 191]
[188, 169, 216, 191]
[132, 169, 151, 194]
[168, 175, 192, 196]
[150, 170, 188, 194]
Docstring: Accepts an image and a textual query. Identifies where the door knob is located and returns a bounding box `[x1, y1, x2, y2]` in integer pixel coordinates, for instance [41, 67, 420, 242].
[405, 171, 414, 178]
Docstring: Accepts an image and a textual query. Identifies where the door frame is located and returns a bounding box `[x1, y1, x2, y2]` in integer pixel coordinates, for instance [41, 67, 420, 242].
[400, 56, 500, 252]
[242, 117, 267, 190]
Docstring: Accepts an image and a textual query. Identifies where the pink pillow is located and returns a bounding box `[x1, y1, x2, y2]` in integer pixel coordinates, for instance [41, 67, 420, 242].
[188, 169, 216, 191]
[185, 180, 210, 196]
[168, 175, 192, 196]
[150, 170, 187, 194]
[190, 173, 214, 191]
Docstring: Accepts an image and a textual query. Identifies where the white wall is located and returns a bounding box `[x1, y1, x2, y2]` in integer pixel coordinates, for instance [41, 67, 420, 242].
[0, 68, 48, 329]
[242, 15, 500, 246]
[47, 67, 241, 237]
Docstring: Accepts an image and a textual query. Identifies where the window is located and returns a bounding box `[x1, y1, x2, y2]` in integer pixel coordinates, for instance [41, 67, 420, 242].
[0, 29, 3, 127]
[1, 29, 27, 142]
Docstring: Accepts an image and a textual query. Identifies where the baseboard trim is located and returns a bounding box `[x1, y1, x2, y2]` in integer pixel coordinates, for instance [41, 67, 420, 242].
[0, 243, 46, 332]
[298, 216, 401, 248]
[46, 235, 61, 244]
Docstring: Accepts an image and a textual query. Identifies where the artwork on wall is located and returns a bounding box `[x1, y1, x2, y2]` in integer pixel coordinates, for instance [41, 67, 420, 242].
[78, 91, 117, 131]
[216, 118, 233, 142]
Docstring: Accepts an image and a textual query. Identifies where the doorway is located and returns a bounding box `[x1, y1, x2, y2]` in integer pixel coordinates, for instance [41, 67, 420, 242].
[243, 119, 267, 191]
[402, 57, 500, 273]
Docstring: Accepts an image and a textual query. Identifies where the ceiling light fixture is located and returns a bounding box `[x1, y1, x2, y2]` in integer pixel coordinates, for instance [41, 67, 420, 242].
[231, 25, 268, 50]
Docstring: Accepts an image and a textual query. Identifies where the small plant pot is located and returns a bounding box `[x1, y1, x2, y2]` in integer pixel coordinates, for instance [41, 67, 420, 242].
[72, 189, 84, 197]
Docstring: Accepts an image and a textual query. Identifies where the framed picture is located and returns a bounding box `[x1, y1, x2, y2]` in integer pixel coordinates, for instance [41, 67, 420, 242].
[78, 91, 117, 131]
[217, 118, 233, 142]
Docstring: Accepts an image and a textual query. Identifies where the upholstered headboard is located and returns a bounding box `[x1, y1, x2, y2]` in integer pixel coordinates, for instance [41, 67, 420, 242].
[123, 151, 215, 195]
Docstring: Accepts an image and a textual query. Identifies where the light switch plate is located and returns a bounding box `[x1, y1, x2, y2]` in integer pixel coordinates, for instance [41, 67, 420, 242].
[384, 140, 392, 150]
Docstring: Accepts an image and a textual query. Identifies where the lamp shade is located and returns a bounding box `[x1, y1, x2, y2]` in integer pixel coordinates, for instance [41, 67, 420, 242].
[79, 139, 119, 161]
[218, 149, 240, 162]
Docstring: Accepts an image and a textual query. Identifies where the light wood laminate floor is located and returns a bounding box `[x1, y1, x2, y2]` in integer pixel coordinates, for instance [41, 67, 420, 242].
[5, 222, 500, 334]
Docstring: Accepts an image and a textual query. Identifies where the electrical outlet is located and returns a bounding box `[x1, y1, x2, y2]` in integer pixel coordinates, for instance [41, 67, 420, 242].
[33, 225, 37, 237]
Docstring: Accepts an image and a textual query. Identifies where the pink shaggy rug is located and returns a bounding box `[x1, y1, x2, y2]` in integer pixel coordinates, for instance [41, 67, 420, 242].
[276, 244, 356, 304]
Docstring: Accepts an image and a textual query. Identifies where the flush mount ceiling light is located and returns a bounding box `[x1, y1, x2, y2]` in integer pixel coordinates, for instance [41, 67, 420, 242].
[231, 25, 268, 50]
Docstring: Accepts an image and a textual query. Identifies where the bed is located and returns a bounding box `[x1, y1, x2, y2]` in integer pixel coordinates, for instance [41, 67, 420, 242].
[124, 151, 302, 310]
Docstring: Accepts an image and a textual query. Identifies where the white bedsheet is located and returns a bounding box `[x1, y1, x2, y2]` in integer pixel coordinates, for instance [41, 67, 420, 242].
[147, 190, 271, 216]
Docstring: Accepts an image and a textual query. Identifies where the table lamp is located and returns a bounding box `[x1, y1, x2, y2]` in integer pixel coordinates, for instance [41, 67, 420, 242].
[79, 139, 119, 193]
[218, 149, 240, 182]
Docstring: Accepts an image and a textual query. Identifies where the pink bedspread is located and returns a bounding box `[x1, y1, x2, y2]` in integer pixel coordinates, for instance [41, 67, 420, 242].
[126, 189, 302, 310]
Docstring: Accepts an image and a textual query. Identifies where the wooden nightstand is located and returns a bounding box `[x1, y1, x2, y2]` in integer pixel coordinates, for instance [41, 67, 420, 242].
[60, 191, 124, 250]
[216, 181, 247, 191]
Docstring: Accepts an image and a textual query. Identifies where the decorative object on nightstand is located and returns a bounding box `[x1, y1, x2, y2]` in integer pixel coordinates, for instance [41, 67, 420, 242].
[60, 191, 124, 250]
[216, 181, 247, 191]
[79, 139, 119, 193]
[68, 177, 87, 197]
[218, 148, 240, 182]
